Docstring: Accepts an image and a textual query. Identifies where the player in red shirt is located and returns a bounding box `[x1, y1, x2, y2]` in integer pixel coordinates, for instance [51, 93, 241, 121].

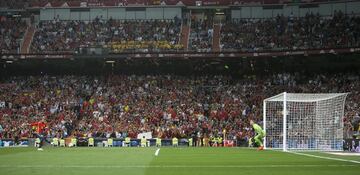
[31, 119, 50, 151]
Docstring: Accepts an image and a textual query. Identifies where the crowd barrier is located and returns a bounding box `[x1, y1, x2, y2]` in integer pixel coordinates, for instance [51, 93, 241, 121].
[0, 138, 240, 147]
[2, 138, 357, 151]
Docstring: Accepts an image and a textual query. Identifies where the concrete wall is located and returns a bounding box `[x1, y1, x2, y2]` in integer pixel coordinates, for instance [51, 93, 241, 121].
[40, 7, 182, 21]
[231, 1, 360, 19]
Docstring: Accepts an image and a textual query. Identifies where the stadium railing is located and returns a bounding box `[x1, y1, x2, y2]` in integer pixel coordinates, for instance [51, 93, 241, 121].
[0, 138, 240, 147]
[2, 47, 360, 60]
[0, 138, 359, 152]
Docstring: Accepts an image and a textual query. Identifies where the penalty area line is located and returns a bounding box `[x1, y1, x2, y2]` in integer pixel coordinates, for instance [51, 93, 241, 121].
[287, 151, 360, 164]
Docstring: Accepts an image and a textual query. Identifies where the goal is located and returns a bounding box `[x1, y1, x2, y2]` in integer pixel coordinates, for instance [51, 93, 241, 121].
[263, 92, 347, 151]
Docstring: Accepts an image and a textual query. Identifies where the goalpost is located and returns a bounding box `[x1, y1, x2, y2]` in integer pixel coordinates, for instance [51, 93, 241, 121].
[263, 92, 348, 151]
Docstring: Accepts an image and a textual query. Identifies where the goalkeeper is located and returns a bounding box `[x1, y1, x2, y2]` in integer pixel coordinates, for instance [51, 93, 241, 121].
[250, 120, 265, 150]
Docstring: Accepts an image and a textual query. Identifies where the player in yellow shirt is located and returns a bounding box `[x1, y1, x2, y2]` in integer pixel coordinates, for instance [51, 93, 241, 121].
[250, 120, 266, 150]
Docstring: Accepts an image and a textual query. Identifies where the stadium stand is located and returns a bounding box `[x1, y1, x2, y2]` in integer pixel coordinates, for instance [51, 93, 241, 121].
[189, 17, 213, 52]
[23, 11, 359, 53]
[31, 18, 183, 53]
[0, 0, 359, 146]
[0, 17, 28, 54]
[0, 73, 359, 141]
[220, 11, 360, 52]
[1, 2, 360, 175]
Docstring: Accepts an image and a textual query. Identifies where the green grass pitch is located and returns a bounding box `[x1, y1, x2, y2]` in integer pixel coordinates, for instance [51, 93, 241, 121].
[0, 147, 359, 175]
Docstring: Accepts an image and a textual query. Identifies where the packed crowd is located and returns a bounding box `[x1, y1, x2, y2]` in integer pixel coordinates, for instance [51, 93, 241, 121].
[0, 73, 359, 142]
[0, 0, 30, 9]
[31, 17, 182, 53]
[220, 11, 360, 52]
[0, 17, 28, 54]
[28, 11, 360, 53]
[189, 18, 213, 52]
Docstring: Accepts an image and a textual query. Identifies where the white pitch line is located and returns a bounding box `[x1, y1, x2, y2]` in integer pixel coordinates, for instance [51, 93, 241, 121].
[155, 148, 160, 156]
[326, 152, 360, 156]
[0, 164, 356, 168]
[287, 151, 360, 164]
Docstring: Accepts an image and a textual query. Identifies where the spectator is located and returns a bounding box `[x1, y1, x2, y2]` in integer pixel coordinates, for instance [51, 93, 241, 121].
[31, 19, 183, 53]
[0, 73, 359, 141]
[0, 17, 28, 54]
[220, 11, 360, 52]
[189, 18, 213, 52]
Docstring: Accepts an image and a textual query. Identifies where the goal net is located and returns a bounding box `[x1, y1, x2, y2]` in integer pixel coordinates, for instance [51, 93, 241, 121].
[263, 92, 347, 151]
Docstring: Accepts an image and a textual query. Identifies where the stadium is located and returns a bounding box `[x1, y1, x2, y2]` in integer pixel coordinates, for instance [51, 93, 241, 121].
[1, 0, 360, 175]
